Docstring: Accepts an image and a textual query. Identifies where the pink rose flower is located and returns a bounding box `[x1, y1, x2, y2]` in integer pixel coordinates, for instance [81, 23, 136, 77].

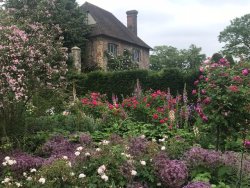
[194, 80, 199, 86]
[192, 90, 197, 95]
[244, 140, 250, 149]
[242, 69, 249, 76]
[203, 97, 211, 105]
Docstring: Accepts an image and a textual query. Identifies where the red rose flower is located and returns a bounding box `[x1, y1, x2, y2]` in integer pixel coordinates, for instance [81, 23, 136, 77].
[159, 119, 165, 124]
[153, 114, 158, 120]
[228, 85, 238, 92]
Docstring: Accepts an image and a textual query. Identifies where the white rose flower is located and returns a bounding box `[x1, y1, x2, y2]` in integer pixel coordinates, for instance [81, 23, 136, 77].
[96, 148, 101, 152]
[2, 161, 7, 166]
[3, 177, 11, 183]
[161, 146, 166, 151]
[101, 174, 108, 181]
[157, 182, 162, 186]
[163, 135, 168, 139]
[140, 135, 145, 139]
[102, 140, 110, 145]
[74, 151, 80, 156]
[30, 168, 36, 173]
[85, 152, 91, 157]
[4, 156, 10, 161]
[76, 146, 83, 151]
[97, 165, 106, 175]
[140, 160, 146, 166]
[125, 154, 132, 158]
[26, 177, 32, 181]
[15, 182, 22, 187]
[7, 160, 16, 166]
[78, 173, 86, 178]
[38, 177, 46, 184]
[23, 172, 27, 177]
[131, 170, 137, 176]
[62, 156, 68, 160]
[62, 111, 70, 116]
[158, 138, 165, 142]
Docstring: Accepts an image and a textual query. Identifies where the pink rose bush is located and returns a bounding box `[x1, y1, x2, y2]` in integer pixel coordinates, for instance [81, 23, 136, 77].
[193, 57, 250, 150]
[0, 11, 67, 136]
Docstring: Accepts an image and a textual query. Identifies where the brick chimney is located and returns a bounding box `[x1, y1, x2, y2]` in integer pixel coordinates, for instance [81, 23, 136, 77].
[126, 10, 138, 36]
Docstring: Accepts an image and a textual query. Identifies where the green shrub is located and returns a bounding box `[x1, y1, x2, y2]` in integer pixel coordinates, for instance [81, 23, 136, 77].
[67, 69, 199, 100]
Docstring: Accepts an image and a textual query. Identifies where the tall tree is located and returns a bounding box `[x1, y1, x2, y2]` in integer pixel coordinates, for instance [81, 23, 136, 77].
[150, 46, 182, 71]
[180, 44, 206, 70]
[4, 0, 90, 50]
[219, 14, 250, 61]
[150, 44, 206, 71]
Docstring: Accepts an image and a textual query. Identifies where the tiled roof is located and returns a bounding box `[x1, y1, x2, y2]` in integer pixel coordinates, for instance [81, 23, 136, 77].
[81, 2, 151, 49]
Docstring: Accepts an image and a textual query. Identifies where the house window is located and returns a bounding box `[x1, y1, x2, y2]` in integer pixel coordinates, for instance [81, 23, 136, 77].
[132, 49, 141, 62]
[108, 43, 118, 56]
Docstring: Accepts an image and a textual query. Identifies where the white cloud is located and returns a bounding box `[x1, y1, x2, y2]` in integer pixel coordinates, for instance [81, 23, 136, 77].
[77, 0, 250, 56]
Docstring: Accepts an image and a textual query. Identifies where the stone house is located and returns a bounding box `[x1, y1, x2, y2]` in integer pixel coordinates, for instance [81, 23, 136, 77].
[81, 2, 151, 70]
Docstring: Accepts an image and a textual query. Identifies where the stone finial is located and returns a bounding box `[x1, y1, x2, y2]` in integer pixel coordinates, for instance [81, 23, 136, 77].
[71, 46, 81, 73]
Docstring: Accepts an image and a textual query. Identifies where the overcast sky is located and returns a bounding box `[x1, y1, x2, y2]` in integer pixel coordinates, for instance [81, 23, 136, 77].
[77, 0, 250, 56]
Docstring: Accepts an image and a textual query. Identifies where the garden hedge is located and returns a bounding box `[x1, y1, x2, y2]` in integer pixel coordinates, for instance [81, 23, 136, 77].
[67, 69, 199, 100]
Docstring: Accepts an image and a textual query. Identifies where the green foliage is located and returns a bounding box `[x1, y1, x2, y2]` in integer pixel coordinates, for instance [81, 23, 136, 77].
[4, 0, 90, 50]
[27, 159, 74, 188]
[25, 114, 102, 133]
[219, 13, 250, 61]
[195, 59, 250, 150]
[68, 69, 198, 100]
[106, 49, 139, 71]
[164, 135, 192, 159]
[150, 44, 206, 71]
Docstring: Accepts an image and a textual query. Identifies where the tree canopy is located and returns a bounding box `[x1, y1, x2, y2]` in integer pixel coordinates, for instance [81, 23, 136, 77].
[150, 44, 206, 71]
[219, 13, 250, 61]
[4, 0, 90, 50]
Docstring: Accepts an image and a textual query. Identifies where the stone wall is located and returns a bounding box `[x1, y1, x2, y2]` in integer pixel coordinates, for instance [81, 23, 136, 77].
[86, 36, 149, 70]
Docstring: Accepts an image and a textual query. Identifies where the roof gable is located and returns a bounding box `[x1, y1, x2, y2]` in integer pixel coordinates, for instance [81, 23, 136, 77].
[81, 2, 151, 49]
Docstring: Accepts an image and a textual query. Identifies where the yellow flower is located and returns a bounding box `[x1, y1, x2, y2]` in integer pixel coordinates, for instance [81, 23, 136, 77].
[169, 110, 175, 122]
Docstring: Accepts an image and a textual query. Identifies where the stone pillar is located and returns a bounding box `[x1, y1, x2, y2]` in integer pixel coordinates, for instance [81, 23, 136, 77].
[71, 46, 81, 73]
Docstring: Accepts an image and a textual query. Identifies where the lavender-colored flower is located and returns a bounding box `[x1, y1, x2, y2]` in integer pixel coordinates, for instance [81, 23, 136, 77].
[41, 135, 76, 157]
[183, 181, 211, 188]
[155, 159, 188, 188]
[128, 137, 147, 156]
[79, 133, 92, 146]
[152, 152, 169, 169]
[120, 161, 134, 179]
[153, 152, 187, 188]
[109, 134, 123, 144]
[10, 151, 44, 175]
[184, 147, 222, 168]
[221, 151, 239, 167]
[222, 151, 250, 175]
